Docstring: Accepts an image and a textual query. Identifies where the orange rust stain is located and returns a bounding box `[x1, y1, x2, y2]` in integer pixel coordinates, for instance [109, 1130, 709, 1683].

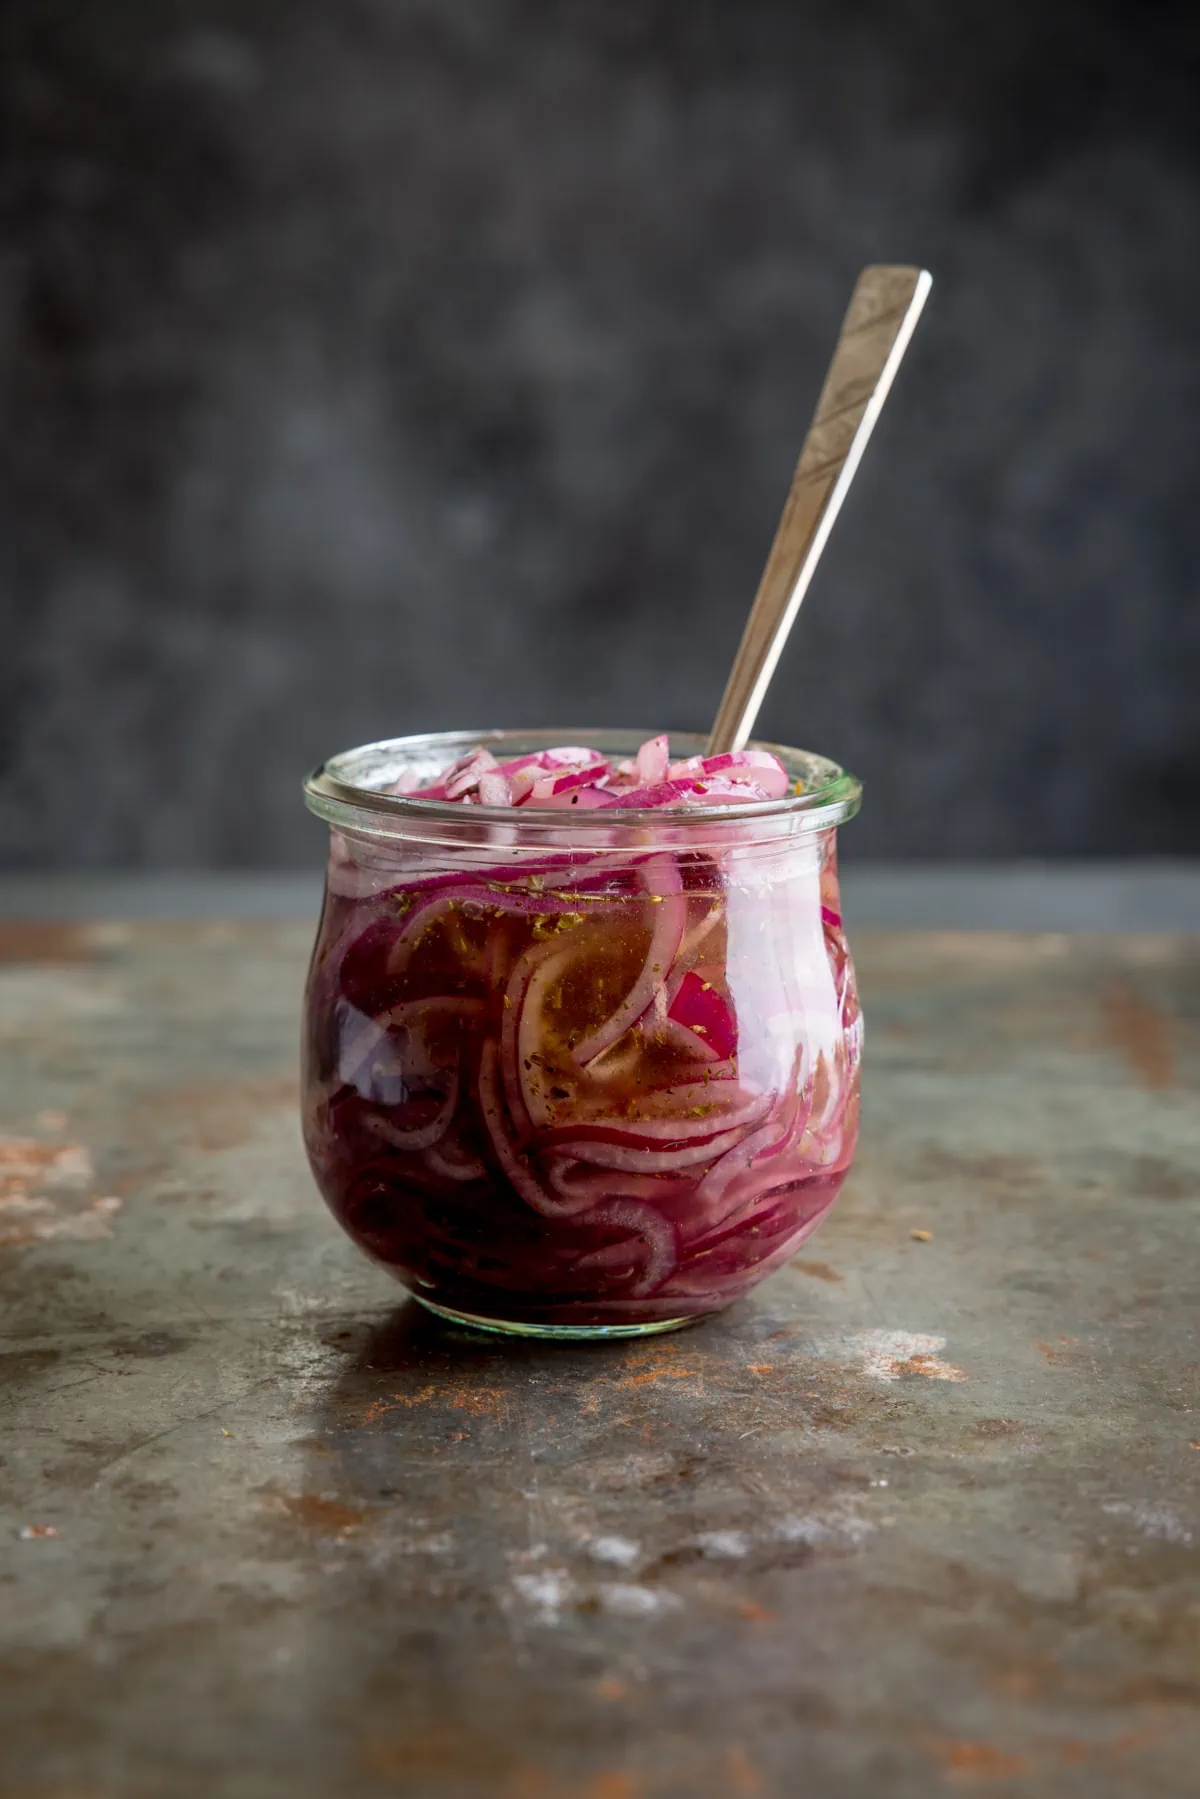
[733, 1599, 778, 1624]
[0, 1138, 85, 1179]
[585, 1776, 642, 1799]
[748, 1363, 774, 1375]
[362, 1382, 508, 1423]
[595, 1677, 628, 1702]
[0, 1137, 120, 1249]
[1034, 1337, 1077, 1366]
[725, 1745, 764, 1795]
[0, 922, 92, 963]
[928, 1739, 1031, 1781]
[888, 1353, 968, 1383]
[928, 1714, 1177, 1785]
[269, 1491, 367, 1534]
[789, 1258, 844, 1283]
[614, 1365, 697, 1390]
[1100, 982, 1174, 1089]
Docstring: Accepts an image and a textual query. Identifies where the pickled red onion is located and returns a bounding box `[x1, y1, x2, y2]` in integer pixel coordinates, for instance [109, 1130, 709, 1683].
[571, 854, 685, 1066]
[403, 737, 791, 813]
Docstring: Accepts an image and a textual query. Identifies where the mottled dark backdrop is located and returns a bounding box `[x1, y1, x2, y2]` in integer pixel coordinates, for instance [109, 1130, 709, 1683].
[1, 0, 1197, 866]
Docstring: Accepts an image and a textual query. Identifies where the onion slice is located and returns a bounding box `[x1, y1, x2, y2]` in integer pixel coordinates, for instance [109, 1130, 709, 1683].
[572, 855, 685, 1066]
[573, 1200, 677, 1295]
[425, 1138, 488, 1183]
[362, 1066, 460, 1152]
[339, 995, 486, 1088]
[477, 1040, 593, 1218]
[545, 1126, 748, 1175]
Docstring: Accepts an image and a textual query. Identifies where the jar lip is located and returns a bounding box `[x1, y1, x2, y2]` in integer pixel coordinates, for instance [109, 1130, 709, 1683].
[304, 728, 861, 840]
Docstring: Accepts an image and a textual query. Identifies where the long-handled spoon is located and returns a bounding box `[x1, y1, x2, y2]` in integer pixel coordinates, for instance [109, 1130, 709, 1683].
[707, 264, 932, 756]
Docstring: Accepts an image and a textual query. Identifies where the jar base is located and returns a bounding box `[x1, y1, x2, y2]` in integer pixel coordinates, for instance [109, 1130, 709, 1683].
[413, 1295, 708, 1341]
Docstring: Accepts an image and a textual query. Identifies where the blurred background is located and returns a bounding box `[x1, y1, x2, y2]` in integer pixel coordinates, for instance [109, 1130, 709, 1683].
[1, 0, 1197, 872]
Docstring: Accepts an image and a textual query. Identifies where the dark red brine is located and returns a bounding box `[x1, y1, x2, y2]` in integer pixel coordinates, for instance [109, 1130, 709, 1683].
[302, 734, 862, 1336]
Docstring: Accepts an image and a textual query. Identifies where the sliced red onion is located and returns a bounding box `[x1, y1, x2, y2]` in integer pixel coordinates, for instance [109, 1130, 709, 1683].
[635, 734, 669, 784]
[693, 1113, 791, 1219]
[666, 969, 738, 1060]
[678, 900, 724, 962]
[526, 762, 613, 804]
[691, 1064, 813, 1231]
[548, 786, 621, 810]
[534, 1083, 772, 1150]
[445, 748, 499, 799]
[686, 777, 773, 805]
[545, 1126, 747, 1175]
[513, 937, 585, 1128]
[798, 1051, 857, 1162]
[508, 767, 539, 805]
[425, 1138, 488, 1183]
[412, 750, 486, 802]
[384, 892, 462, 979]
[604, 779, 698, 811]
[570, 855, 685, 1066]
[477, 1040, 593, 1218]
[493, 752, 548, 780]
[573, 1200, 677, 1295]
[478, 771, 514, 807]
[575, 1208, 676, 1295]
[383, 881, 600, 980]
[339, 994, 487, 1087]
[541, 746, 606, 768]
[604, 776, 769, 810]
[362, 1067, 460, 1151]
[542, 1159, 695, 1211]
[395, 739, 790, 814]
[647, 1014, 723, 1064]
[663, 1215, 831, 1298]
[697, 750, 790, 799]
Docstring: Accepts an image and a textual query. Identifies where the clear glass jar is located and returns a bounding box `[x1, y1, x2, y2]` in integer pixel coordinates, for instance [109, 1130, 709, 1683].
[302, 730, 862, 1339]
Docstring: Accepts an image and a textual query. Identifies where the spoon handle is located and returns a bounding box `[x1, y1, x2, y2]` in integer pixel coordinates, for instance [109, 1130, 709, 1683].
[707, 264, 932, 756]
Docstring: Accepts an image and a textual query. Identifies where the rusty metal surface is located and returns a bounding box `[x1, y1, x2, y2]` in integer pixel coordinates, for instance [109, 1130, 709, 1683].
[1, 922, 1197, 1799]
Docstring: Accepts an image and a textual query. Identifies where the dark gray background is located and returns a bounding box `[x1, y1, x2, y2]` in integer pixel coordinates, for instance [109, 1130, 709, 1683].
[1, 0, 1197, 868]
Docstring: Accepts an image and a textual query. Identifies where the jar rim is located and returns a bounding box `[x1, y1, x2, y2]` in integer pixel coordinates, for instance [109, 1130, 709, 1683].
[304, 728, 861, 845]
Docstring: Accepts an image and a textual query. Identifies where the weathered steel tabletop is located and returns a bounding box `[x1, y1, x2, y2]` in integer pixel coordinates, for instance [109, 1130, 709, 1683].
[1, 922, 1197, 1798]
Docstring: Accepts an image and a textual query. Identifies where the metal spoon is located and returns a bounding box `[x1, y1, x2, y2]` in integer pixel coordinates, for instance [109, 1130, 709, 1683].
[707, 264, 932, 755]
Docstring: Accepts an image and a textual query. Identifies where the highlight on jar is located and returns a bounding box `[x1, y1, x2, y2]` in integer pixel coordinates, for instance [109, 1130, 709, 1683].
[301, 732, 863, 1338]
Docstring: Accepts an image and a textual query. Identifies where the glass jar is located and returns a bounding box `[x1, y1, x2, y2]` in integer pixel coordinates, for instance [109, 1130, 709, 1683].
[302, 730, 862, 1339]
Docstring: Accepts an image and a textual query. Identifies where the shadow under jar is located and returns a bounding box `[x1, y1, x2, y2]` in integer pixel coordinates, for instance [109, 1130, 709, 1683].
[302, 731, 862, 1339]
